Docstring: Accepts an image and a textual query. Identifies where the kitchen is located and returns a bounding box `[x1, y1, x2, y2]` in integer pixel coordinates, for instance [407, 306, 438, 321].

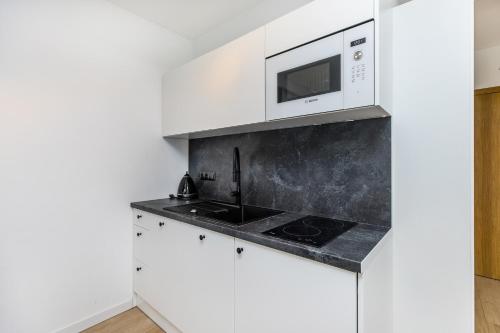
[0, 0, 473, 333]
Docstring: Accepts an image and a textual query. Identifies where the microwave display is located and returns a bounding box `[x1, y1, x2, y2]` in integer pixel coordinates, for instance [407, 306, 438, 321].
[277, 54, 341, 103]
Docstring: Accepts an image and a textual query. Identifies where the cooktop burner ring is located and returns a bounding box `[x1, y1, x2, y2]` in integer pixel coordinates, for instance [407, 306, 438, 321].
[303, 219, 345, 230]
[262, 215, 358, 248]
[282, 224, 322, 237]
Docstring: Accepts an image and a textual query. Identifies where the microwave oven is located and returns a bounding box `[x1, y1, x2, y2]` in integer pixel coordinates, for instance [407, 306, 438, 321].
[266, 21, 374, 120]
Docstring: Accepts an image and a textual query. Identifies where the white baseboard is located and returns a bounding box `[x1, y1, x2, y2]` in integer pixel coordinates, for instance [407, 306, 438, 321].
[135, 294, 182, 333]
[53, 299, 134, 333]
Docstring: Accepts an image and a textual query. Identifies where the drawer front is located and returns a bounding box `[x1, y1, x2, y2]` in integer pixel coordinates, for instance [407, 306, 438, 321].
[133, 225, 153, 265]
[134, 209, 167, 231]
[134, 259, 162, 311]
[134, 259, 148, 295]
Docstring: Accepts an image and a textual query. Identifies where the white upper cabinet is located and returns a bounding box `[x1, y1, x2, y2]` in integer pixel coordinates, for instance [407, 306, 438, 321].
[163, 27, 266, 136]
[162, 0, 391, 137]
[265, 0, 374, 57]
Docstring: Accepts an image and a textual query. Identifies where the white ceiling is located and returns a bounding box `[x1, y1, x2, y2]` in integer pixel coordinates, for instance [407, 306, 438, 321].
[107, 0, 273, 39]
[475, 0, 500, 50]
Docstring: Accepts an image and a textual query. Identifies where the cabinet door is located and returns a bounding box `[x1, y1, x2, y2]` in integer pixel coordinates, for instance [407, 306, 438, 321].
[265, 0, 374, 57]
[235, 240, 357, 333]
[163, 27, 265, 136]
[156, 219, 235, 333]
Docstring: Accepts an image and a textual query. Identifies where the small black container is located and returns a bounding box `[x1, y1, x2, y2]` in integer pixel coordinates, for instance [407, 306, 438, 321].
[177, 172, 198, 200]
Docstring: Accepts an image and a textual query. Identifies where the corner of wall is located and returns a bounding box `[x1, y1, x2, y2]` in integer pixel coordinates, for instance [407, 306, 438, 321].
[53, 299, 133, 333]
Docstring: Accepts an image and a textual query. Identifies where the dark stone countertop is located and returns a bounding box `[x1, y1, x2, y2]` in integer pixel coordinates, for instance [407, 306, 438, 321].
[130, 198, 390, 273]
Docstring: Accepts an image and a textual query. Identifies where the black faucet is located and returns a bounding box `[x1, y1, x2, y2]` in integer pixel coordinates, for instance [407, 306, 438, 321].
[231, 147, 242, 207]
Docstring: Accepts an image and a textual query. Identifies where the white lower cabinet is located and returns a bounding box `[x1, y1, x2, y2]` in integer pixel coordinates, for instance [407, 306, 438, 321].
[234, 239, 357, 333]
[155, 220, 235, 333]
[133, 210, 357, 333]
[133, 211, 234, 333]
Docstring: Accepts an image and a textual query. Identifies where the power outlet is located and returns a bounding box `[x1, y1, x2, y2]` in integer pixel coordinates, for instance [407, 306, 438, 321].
[199, 171, 216, 181]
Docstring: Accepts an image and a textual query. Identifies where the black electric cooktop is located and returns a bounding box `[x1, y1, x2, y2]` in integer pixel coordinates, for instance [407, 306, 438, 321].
[263, 216, 357, 248]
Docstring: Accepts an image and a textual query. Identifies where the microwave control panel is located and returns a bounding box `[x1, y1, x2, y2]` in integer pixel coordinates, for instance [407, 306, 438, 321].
[343, 21, 375, 109]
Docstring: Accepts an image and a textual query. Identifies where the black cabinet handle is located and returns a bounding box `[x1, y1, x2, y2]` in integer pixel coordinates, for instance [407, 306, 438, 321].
[159, 222, 165, 227]
[136, 232, 142, 237]
[136, 267, 142, 272]
[236, 247, 244, 255]
[137, 215, 143, 219]
[199, 235, 206, 241]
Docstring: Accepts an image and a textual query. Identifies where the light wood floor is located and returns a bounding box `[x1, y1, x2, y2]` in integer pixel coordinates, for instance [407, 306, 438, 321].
[477, 275, 500, 333]
[81, 278, 500, 333]
[82, 307, 164, 333]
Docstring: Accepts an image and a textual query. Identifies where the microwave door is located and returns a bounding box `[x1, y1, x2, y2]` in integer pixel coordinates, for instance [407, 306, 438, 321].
[277, 55, 341, 104]
[266, 31, 344, 120]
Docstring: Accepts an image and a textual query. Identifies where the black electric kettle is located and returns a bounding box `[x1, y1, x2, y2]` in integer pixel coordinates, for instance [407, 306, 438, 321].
[176, 172, 198, 200]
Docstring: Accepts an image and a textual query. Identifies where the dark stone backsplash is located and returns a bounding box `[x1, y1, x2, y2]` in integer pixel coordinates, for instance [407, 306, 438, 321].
[189, 118, 391, 227]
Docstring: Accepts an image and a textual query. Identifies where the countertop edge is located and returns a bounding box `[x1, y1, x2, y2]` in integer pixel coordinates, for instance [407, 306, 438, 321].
[130, 201, 390, 274]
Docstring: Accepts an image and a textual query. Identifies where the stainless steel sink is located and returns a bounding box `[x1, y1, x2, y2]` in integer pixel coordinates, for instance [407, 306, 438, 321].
[163, 201, 283, 226]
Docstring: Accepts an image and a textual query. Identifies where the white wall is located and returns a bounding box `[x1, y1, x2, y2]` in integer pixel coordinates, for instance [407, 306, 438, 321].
[475, 45, 500, 89]
[392, 0, 474, 332]
[0, 1, 191, 332]
[193, 0, 312, 56]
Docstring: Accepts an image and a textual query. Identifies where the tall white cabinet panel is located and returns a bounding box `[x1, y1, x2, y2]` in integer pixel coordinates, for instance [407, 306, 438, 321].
[265, 0, 374, 57]
[234, 240, 357, 333]
[155, 219, 235, 333]
[163, 28, 265, 136]
[392, 1, 474, 332]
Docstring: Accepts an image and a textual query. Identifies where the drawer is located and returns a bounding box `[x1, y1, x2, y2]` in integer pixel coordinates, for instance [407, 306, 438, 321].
[134, 225, 154, 265]
[134, 259, 148, 297]
[134, 209, 167, 231]
[134, 259, 160, 309]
